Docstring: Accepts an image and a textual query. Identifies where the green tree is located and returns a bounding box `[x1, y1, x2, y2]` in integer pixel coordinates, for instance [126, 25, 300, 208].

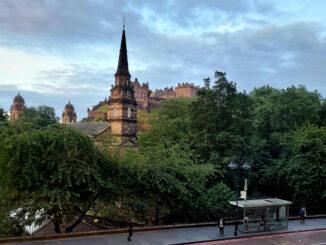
[139, 98, 193, 148]
[122, 144, 214, 225]
[278, 125, 325, 205]
[319, 99, 326, 126]
[249, 85, 322, 195]
[18, 105, 58, 127]
[0, 125, 116, 234]
[0, 107, 6, 122]
[190, 71, 253, 168]
[116, 98, 216, 224]
[196, 182, 235, 220]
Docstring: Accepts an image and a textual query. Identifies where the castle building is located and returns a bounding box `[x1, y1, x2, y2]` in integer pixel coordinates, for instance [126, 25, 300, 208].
[10, 93, 25, 121]
[132, 78, 150, 111]
[162, 87, 176, 99]
[62, 101, 77, 124]
[175, 82, 198, 97]
[107, 26, 137, 145]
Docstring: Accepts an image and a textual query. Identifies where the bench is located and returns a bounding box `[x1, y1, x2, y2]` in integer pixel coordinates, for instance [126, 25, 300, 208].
[243, 219, 260, 232]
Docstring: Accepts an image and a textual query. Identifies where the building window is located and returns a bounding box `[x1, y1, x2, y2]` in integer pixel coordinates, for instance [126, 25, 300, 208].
[128, 108, 131, 118]
[112, 108, 115, 117]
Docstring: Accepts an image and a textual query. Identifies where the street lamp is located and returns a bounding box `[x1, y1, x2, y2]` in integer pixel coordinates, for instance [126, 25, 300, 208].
[228, 160, 250, 236]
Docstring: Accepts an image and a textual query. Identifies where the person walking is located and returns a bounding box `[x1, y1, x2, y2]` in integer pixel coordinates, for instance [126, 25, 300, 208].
[218, 218, 225, 236]
[300, 207, 307, 224]
[127, 222, 133, 241]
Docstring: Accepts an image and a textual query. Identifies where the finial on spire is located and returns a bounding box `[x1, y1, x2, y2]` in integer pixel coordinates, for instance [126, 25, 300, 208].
[122, 15, 127, 30]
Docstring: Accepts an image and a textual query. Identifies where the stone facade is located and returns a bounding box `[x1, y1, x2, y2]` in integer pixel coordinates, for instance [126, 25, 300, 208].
[62, 101, 77, 124]
[132, 78, 150, 111]
[10, 93, 25, 121]
[107, 27, 137, 146]
[132, 82, 198, 111]
[175, 82, 198, 97]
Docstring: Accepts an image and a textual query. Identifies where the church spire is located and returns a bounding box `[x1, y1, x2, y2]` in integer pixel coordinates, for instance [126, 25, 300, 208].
[115, 24, 130, 77]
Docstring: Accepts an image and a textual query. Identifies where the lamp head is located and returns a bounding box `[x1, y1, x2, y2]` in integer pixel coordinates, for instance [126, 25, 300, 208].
[228, 161, 239, 169]
[242, 162, 251, 170]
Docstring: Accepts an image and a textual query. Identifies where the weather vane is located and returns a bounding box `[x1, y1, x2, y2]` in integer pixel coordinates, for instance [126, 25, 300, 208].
[123, 16, 127, 29]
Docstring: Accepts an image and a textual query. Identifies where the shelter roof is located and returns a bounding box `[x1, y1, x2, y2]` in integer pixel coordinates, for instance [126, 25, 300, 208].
[229, 198, 292, 208]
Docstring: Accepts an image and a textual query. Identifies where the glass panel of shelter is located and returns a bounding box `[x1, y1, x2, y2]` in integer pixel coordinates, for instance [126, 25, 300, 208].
[241, 205, 288, 233]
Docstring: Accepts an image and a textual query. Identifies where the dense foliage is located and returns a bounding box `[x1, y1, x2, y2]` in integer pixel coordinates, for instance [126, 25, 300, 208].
[0, 120, 117, 235]
[0, 71, 325, 237]
[104, 99, 221, 224]
[18, 105, 59, 127]
[127, 71, 325, 222]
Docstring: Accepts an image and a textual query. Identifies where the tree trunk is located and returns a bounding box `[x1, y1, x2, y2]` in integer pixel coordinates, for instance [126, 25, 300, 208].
[65, 204, 91, 233]
[53, 215, 62, 233]
[154, 206, 160, 225]
[65, 215, 84, 233]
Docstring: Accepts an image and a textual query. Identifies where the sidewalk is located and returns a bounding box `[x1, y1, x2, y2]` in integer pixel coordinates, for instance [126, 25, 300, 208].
[9, 218, 326, 245]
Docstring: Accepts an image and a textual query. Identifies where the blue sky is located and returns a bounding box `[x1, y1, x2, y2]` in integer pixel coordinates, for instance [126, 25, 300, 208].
[0, 0, 325, 119]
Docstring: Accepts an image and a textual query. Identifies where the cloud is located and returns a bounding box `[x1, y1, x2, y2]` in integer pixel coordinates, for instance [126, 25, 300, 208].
[0, 0, 282, 46]
[0, 0, 325, 119]
[128, 20, 326, 96]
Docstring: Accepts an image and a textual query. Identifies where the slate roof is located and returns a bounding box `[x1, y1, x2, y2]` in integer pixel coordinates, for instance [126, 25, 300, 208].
[69, 122, 108, 139]
[115, 29, 130, 77]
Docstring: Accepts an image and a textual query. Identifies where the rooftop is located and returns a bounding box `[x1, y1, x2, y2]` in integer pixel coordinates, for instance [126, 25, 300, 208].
[229, 198, 292, 208]
[68, 122, 108, 138]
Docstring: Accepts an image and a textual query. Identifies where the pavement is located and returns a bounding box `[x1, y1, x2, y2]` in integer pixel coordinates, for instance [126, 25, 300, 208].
[7, 218, 326, 245]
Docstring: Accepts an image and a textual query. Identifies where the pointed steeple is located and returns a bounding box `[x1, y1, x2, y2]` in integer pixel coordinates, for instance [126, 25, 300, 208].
[115, 27, 130, 77]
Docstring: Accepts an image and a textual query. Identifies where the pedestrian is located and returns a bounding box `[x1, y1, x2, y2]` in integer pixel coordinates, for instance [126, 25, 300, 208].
[127, 222, 133, 241]
[300, 207, 306, 224]
[218, 218, 225, 236]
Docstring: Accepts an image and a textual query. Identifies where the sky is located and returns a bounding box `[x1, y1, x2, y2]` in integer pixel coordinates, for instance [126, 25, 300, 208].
[0, 0, 326, 119]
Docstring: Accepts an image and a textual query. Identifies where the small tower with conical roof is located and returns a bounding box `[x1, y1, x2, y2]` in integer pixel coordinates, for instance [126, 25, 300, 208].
[62, 100, 77, 124]
[10, 92, 25, 121]
[107, 24, 137, 145]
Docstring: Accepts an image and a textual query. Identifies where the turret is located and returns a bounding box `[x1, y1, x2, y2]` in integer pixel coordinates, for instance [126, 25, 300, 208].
[62, 100, 77, 124]
[10, 92, 25, 121]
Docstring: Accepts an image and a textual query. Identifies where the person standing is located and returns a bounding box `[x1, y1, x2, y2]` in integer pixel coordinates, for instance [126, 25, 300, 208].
[218, 218, 225, 236]
[300, 207, 307, 224]
[127, 222, 133, 241]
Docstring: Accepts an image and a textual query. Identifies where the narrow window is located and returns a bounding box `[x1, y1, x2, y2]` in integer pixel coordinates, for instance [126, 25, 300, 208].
[128, 108, 131, 118]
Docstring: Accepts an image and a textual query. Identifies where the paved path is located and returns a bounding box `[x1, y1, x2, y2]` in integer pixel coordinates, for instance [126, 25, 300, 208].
[10, 218, 326, 245]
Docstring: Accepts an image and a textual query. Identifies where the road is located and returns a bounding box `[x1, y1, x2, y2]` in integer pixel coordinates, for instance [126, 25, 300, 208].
[194, 230, 326, 245]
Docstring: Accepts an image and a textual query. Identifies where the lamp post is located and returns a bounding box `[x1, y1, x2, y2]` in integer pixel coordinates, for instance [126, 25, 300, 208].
[228, 160, 250, 236]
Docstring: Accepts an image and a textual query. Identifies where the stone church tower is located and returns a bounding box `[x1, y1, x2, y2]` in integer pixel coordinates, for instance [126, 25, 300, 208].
[62, 101, 77, 124]
[107, 27, 137, 145]
[10, 93, 25, 121]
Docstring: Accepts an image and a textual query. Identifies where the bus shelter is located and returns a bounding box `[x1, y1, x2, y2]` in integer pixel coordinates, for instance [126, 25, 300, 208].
[229, 198, 292, 233]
